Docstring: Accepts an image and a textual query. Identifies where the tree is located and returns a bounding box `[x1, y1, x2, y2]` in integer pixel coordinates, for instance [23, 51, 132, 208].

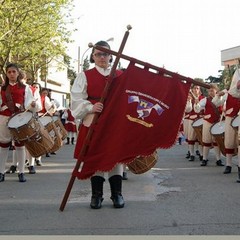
[0, 0, 75, 81]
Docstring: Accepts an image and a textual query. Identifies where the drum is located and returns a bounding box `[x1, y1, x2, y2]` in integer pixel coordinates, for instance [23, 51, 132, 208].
[52, 115, 68, 140]
[39, 116, 62, 152]
[210, 121, 226, 156]
[127, 151, 158, 174]
[8, 111, 41, 142]
[231, 115, 239, 131]
[24, 127, 54, 158]
[192, 118, 203, 145]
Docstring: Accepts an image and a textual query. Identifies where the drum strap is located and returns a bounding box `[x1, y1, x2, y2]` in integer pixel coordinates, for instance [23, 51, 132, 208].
[5, 86, 16, 113]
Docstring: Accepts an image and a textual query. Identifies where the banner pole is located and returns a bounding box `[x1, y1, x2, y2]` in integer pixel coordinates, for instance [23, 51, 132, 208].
[59, 25, 132, 211]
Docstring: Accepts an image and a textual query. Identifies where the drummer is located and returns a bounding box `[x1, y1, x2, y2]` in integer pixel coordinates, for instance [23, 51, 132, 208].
[6, 73, 42, 175]
[25, 82, 42, 173]
[35, 87, 57, 165]
[213, 68, 240, 175]
[194, 83, 224, 167]
[0, 63, 38, 182]
[185, 84, 204, 161]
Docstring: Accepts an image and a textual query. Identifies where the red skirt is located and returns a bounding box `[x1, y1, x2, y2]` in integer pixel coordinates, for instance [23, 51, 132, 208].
[64, 122, 77, 132]
[74, 124, 89, 159]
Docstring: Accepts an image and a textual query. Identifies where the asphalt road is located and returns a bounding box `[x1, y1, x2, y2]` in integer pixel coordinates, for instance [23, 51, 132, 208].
[0, 142, 240, 236]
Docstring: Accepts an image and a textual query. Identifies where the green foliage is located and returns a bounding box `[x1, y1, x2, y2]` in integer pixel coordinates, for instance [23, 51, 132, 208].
[0, 0, 75, 81]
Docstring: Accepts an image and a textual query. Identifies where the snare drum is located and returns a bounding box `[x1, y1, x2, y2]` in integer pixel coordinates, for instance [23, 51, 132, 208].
[127, 151, 158, 174]
[8, 111, 41, 142]
[231, 115, 239, 131]
[192, 118, 203, 145]
[210, 121, 226, 156]
[39, 116, 62, 152]
[24, 127, 54, 158]
[52, 115, 68, 140]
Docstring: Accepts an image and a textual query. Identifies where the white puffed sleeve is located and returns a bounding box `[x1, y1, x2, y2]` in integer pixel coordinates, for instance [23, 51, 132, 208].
[33, 89, 42, 112]
[194, 97, 206, 113]
[185, 100, 192, 113]
[24, 85, 35, 111]
[70, 72, 93, 120]
[212, 90, 227, 107]
[228, 69, 240, 98]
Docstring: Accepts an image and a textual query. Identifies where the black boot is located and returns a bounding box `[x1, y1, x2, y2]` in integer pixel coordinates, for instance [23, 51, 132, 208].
[201, 160, 208, 166]
[237, 167, 240, 183]
[6, 165, 17, 174]
[216, 160, 224, 166]
[109, 175, 125, 208]
[0, 173, 5, 182]
[122, 171, 128, 180]
[66, 137, 70, 145]
[71, 137, 74, 145]
[90, 176, 105, 209]
[18, 173, 26, 182]
[186, 151, 190, 159]
[189, 155, 195, 161]
[223, 166, 232, 174]
[199, 155, 203, 161]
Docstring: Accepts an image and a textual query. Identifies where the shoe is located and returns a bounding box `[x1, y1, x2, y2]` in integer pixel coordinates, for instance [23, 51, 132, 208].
[216, 160, 224, 166]
[237, 167, 240, 183]
[6, 165, 17, 174]
[28, 166, 36, 174]
[110, 194, 125, 208]
[186, 151, 190, 159]
[122, 172, 128, 180]
[189, 155, 195, 161]
[223, 166, 232, 174]
[35, 159, 42, 166]
[90, 195, 104, 209]
[201, 160, 208, 166]
[199, 155, 203, 161]
[0, 173, 5, 182]
[196, 150, 200, 156]
[50, 152, 56, 155]
[45, 153, 50, 157]
[18, 173, 26, 182]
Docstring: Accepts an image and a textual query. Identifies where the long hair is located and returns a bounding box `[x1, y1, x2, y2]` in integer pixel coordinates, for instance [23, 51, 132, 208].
[2, 63, 24, 91]
[32, 82, 42, 93]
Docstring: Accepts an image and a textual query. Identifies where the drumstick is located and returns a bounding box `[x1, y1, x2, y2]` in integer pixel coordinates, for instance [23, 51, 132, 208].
[189, 89, 198, 100]
[218, 111, 225, 126]
[22, 98, 39, 114]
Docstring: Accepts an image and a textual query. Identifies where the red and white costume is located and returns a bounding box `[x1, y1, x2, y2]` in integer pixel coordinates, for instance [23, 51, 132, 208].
[71, 66, 122, 178]
[0, 83, 36, 175]
[194, 96, 222, 162]
[213, 69, 240, 169]
[185, 95, 204, 158]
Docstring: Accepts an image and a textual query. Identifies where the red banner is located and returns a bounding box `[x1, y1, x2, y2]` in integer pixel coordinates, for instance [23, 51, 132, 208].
[74, 62, 191, 179]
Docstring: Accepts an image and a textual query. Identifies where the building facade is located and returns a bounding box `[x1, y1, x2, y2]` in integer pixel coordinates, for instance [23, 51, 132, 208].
[221, 45, 240, 67]
[37, 56, 70, 109]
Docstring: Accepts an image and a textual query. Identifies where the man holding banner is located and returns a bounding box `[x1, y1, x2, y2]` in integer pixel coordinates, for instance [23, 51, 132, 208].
[71, 40, 124, 209]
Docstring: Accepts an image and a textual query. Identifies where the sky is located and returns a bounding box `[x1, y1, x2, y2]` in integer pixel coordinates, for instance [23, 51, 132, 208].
[66, 0, 240, 80]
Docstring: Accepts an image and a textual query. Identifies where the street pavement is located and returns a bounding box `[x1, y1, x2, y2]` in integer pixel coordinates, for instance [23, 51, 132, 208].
[0, 141, 240, 236]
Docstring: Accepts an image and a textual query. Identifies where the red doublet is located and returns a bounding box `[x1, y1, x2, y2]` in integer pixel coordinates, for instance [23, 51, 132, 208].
[0, 84, 25, 116]
[203, 97, 220, 124]
[225, 94, 240, 117]
[74, 68, 122, 159]
[0, 84, 26, 147]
